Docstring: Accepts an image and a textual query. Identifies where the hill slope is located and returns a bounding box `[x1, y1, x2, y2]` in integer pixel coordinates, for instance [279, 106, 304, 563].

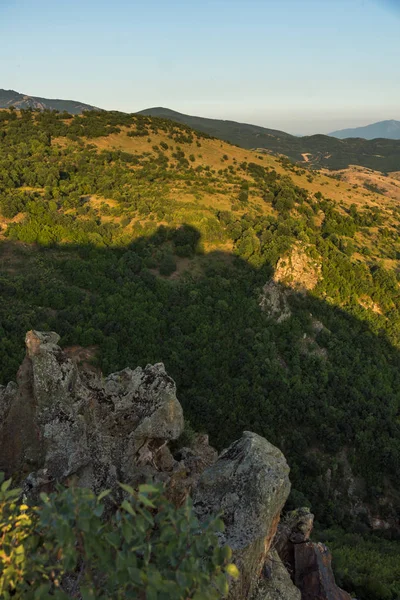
[0, 107, 400, 598]
[138, 106, 293, 144]
[330, 119, 400, 140]
[0, 88, 99, 114]
[139, 107, 400, 171]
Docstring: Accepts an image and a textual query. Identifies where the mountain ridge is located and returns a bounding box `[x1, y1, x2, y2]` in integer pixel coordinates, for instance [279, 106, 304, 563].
[329, 119, 400, 140]
[138, 107, 400, 171]
[0, 88, 99, 114]
[2, 90, 400, 170]
[137, 106, 293, 140]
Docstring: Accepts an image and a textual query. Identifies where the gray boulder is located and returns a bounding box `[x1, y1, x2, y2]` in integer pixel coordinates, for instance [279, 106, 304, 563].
[193, 431, 292, 600]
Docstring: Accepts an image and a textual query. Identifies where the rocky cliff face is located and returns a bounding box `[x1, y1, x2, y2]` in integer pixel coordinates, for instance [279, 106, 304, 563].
[0, 331, 350, 600]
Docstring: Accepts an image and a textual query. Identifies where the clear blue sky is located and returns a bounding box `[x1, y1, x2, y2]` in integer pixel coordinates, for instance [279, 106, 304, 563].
[1, 0, 399, 134]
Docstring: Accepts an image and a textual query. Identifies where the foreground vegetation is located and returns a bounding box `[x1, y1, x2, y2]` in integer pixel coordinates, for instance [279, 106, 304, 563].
[0, 474, 235, 599]
[0, 108, 400, 598]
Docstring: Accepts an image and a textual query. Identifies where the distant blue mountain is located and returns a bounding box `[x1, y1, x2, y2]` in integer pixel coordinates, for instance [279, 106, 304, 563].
[329, 120, 400, 140]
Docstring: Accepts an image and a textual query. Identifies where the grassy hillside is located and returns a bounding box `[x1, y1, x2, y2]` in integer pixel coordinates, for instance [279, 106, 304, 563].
[1, 107, 400, 599]
[139, 107, 400, 171]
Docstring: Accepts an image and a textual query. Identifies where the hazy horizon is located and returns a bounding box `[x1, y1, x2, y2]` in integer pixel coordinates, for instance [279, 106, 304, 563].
[1, 0, 399, 135]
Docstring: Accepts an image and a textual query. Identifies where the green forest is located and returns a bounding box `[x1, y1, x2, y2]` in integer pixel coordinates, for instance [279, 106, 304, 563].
[1, 108, 400, 599]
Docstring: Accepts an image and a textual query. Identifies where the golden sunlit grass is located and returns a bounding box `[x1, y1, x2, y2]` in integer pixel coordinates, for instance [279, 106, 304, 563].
[87, 126, 396, 217]
[5, 116, 398, 271]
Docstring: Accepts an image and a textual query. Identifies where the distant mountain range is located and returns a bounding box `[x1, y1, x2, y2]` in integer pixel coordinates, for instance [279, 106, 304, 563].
[139, 107, 400, 171]
[0, 89, 98, 114]
[2, 90, 400, 171]
[329, 120, 400, 140]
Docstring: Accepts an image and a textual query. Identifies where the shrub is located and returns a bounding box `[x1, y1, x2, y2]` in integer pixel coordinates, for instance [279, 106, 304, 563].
[0, 474, 237, 599]
[159, 254, 177, 276]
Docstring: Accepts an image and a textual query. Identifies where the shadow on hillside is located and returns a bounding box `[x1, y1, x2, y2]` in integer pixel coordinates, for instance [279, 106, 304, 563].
[0, 225, 400, 532]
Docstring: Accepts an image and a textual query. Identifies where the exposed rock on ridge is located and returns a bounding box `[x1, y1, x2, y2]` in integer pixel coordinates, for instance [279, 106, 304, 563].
[0, 331, 351, 600]
[0, 330, 184, 493]
[275, 508, 352, 600]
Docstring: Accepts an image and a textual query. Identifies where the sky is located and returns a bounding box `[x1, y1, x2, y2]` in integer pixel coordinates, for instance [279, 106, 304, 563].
[1, 0, 399, 135]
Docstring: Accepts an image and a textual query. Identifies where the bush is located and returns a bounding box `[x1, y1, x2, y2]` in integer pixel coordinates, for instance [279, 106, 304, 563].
[0, 474, 238, 599]
[238, 190, 248, 204]
[159, 254, 177, 276]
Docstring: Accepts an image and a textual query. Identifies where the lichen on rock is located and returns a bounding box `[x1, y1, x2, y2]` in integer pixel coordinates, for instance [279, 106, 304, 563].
[193, 431, 291, 600]
[0, 331, 184, 493]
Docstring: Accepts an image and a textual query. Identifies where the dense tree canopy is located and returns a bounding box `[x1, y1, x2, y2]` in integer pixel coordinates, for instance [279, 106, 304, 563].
[0, 108, 400, 599]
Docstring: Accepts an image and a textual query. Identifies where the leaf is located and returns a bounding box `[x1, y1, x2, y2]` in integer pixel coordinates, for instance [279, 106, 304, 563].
[220, 545, 232, 561]
[119, 482, 135, 495]
[1, 478, 12, 492]
[138, 483, 159, 494]
[214, 571, 229, 594]
[97, 489, 112, 502]
[122, 521, 133, 543]
[138, 494, 155, 508]
[121, 500, 136, 516]
[93, 503, 105, 517]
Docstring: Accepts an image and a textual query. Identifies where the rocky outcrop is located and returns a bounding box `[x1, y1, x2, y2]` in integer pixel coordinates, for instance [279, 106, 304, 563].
[260, 280, 292, 322]
[0, 331, 353, 600]
[274, 245, 321, 292]
[0, 330, 185, 494]
[292, 543, 352, 600]
[193, 432, 292, 600]
[260, 245, 321, 323]
[275, 508, 352, 600]
[254, 550, 301, 600]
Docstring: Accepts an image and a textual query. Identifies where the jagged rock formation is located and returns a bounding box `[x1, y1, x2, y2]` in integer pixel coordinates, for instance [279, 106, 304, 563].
[0, 88, 99, 114]
[273, 245, 321, 292]
[260, 280, 292, 322]
[0, 330, 185, 493]
[254, 550, 301, 600]
[260, 245, 321, 323]
[275, 508, 352, 600]
[0, 331, 351, 600]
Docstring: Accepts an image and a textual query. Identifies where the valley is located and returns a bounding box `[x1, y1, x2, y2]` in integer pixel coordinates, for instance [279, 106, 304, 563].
[1, 107, 400, 598]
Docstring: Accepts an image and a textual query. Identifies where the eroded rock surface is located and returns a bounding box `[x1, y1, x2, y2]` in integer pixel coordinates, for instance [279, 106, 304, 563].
[274, 245, 321, 292]
[254, 550, 301, 600]
[193, 432, 291, 600]
[0, 330, 185, 494]
[275, 508, 352, 600]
